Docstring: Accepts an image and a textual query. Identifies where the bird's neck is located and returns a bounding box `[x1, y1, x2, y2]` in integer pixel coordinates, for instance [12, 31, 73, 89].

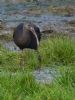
[23, 23, 39, 46]
[31, 30, 39, 46]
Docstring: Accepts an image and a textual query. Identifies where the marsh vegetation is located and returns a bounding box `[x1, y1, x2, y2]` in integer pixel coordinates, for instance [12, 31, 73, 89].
[0, 35, 75, 100]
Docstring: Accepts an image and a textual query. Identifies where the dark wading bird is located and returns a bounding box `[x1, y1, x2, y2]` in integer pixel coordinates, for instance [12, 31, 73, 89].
[13, 22, 41, 68]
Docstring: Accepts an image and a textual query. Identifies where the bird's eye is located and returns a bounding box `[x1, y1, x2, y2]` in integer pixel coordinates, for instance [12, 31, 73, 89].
[30, 27, 33, 30]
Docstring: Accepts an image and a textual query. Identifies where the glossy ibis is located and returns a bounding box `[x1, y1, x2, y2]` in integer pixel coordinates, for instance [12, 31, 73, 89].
[13, 22, 41, 68]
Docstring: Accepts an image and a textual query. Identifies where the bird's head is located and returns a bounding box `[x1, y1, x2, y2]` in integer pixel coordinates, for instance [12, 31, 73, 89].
[25, 24, 36, 34]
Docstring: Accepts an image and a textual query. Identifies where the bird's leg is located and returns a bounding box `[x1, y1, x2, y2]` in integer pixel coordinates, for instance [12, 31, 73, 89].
[19, 50, 25, 70]
[36, 50, 41, 70]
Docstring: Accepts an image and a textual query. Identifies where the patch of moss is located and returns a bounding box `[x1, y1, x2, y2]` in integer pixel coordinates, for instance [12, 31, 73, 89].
[27, 8, 44, 15]
[0, 34, 13, 41]
[68, 20, 75, 26]
[48, 6, 75, 16]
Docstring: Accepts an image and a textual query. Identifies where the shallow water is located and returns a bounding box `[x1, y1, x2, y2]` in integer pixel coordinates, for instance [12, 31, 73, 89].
[0, 0, 75, 5]
[0, 1, 75, 33]
[0, 1, 75, 50]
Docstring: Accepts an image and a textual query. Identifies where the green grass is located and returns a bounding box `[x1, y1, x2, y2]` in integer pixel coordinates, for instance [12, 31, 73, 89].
[0, 66, 75, 100]
[40, 36, 75, 65]
[0, 36, 75, 100]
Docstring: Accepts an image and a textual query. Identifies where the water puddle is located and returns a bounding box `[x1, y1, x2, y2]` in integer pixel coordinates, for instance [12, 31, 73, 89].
[33, 67, 61, 84]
